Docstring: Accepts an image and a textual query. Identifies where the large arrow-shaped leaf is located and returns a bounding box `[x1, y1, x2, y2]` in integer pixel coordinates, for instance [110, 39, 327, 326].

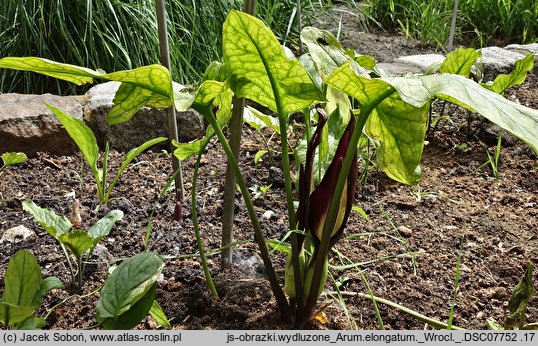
[0, 57, 103, 85]
[325, 63, 426, 185]
[366, 95, 429, 185]
[386, 74, 538, 154]
[223, 10, 322, 116]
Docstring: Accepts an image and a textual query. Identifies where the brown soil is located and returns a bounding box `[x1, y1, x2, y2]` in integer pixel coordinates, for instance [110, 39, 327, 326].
[0, 7, 537, 331]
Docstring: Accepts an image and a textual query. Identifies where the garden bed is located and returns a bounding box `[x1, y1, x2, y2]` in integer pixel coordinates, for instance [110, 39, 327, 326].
[1, 9, 537, 331]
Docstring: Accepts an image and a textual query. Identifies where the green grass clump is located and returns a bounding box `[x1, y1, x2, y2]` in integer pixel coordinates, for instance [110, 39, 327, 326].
[0, 0, 336, 95]
[364, 0, 538, 49]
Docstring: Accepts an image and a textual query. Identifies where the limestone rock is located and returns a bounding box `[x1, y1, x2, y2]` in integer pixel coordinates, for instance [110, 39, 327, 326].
[478, 46, 526, 73]
[1, 225, 36, 244]
[504, 43, 538, 74]
[85, 81, 205, 151]
[395, 54, 446, 72]
[0, 93, 84, 156]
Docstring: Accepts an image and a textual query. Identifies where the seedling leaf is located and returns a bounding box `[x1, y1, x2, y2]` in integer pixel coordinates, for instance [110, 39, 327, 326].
[2, 250, 42, 307]
[58, 231, 94, 260]
[96, 252, 164, 324]
[87, 209, 124, 247]
[149, 300, 172, 330]
[483, 54, 535, 95]
[22, 200, 72, 239]
[45, 104, 100, 179]
[439, 48, 482, 77]
[1, 152, 27, 167]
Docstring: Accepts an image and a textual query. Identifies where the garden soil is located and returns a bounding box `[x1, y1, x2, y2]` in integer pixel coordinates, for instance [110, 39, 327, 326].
[1, 8, 537, 330]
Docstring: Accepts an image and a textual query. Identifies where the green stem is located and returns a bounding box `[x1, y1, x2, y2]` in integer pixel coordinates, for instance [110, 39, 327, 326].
[327, 291, 466, 330]
[203, 108, 291, 321]
[59, 243, 77, 293]
[192, 138, 219, 299]
[304, 86, 396, 323]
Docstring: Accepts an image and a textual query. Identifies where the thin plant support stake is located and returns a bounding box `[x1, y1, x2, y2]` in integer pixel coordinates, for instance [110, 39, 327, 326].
[220, 0, 257, 270]
[155, 0, 185, 220]
[447, 0, 459, 51]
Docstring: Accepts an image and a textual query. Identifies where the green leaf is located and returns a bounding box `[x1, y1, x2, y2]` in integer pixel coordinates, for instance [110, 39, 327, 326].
[223, 10, 322, 115]
[149, 300, 171, 330]
[87, 209, 124, 247]
[243, 106, 281, 134]
[254, 150, 268, 165]
[0, 57, 103, 85]
[385, 74, 538, 154]
[173, 139, 205, 161]
[96, 252, 164, 323]
[0, 303, 37, 327]
[439, 48, 481, 77]
[267, 239, 291, 254]
[325, 62, 395, 107]
[45, 104, 100, 179]
[174, 80, 233, 162]
[107, 83, 154, 125]
[22, 200, 72, 239]
[1, 152, 27, 167]
[58, 231, 94, 259]
[109, 137, 168, 195]
[103, 65, 172, 98]
[202, 61, 229, 82]
[2, 250, 42, 307]
[32, 277, 64, 307]
[365, 94, 429, 185]
[352, 205, 370, 222]
[482, 54, 535, 95]
[100, 284, 157, 330]
[301, 27, 350, 79]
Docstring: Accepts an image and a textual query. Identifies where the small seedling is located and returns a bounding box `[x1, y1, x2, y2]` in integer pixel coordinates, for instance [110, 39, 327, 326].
[46, 104, 167, 206]
[22, 200, 123, 294]
[0, 152, 27, 174]
[0, 250, 63, 330]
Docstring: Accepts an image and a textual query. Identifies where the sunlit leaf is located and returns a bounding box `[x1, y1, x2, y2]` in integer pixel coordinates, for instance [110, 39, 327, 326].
[483, 54, 535, 95]
[149, 300, 172, 329]
[366, 94, 429, 185]
[1, 152, 27, 167]
[22, 200, 72, 239]
[223, 11, 322, 115]
[0, 57, 102, 85]
[439, 48, 481, 77]
[386, 74, 538, 154]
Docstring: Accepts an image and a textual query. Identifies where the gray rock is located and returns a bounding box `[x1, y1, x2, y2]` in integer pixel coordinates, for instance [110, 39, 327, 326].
[376, 62, 423, 77]
[504, 43, 538, 74]
[1, 225, 36, 243]
[395, 54, 446, 72]
[0, 93, 84, 156]
[504, 43, 538, 55]
[478, 46, 526, 73]
[85, 81, 205, 150]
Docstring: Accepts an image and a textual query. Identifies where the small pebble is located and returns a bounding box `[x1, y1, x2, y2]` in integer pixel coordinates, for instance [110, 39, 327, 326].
[397, 225, 413, 238]
[262, 210, 275, 220]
